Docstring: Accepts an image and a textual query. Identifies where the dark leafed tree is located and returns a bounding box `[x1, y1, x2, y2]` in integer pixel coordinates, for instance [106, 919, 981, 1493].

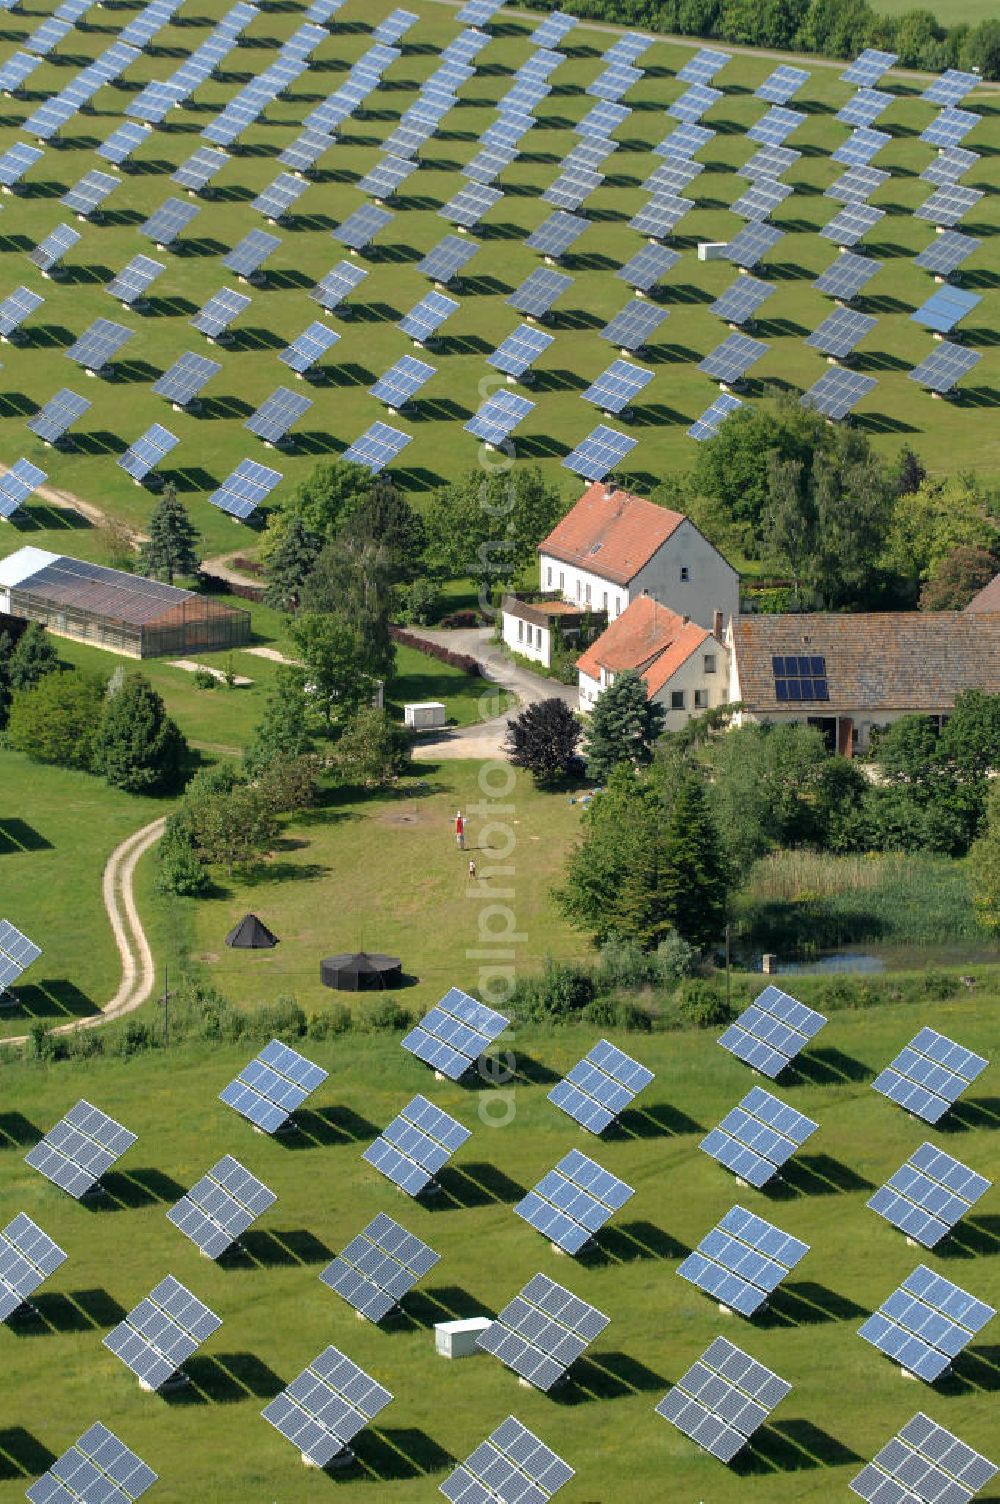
[243, 665, 314, 776]
[299, 537, 395, 680]
[8, 622, 59, 694]
[91, 673, 187, 794]
[505, 698, 581, 786]
[337, 477, 427, 584]
[7, 670, 105, 770]
[584, 670, 665, 781]
[263, 514, 321, 613]
[139, 483, 200, 585]
[919, 547, 997, 612]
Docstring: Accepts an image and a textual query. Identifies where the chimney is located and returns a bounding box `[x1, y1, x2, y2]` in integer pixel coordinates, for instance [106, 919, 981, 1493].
[682, 614, 689, 626]
[713, 609, 724, 641]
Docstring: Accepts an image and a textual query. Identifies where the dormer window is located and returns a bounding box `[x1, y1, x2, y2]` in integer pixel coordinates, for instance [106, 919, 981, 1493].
[680, 566, 690, 582]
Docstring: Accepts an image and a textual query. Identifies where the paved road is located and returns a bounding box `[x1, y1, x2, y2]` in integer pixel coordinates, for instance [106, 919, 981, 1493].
[407, 626, 577, 760]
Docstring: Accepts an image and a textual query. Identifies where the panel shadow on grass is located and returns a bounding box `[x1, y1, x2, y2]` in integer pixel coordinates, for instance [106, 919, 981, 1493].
[938, 1214, 1000, 1259]
[584, 1220, 687, 1266]
[4, 979, 98, 1023]
[94, 1167, 186, 1210]
[0, 1428, 55, 1482]
[0, 1111, 42, 1148]
[352, 1426, 454, 1483]
[431, 1162, 526, 1211]
[760, 1280, 867, 1328]
[788, 1047, 872, 1087]
[765, 1153, 874, 1199]
[168, 1351, 285, 1405]
[616, 1102, 704, 1139]
[736, 1418, 862, 1474]
[938, 1097, 1000, 1133]
[284, 1104, 379, 1149]
[401, 1285, 487, 1330]
[554, 1350, 667, 1405]
[226, 1227, 332, 1269]
[10, 1287, 126, 1336]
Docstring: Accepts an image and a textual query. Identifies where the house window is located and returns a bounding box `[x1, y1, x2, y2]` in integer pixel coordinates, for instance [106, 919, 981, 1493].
[518, 619, 523, 643]
[536, 626, 542, 648]
[585, 582, 591, 603]
[546, 565, 552, 587]
[704, 654, 716, 674]
[559, 571, 564, 591]
[602, 591, 608, 609]
[671, 690, 685, 710]
[576, 579, 581, 601]
[615, 596, 622, 617]
[694, 689, 708, 709]
[679, 566, 690, 582]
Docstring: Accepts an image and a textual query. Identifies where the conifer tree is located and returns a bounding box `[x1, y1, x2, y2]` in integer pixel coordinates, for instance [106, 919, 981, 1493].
[139, 484, 200, 584]
[8, 622, 59, 693]
[92, 673, 187, 793]
[584, 669, 664, 781]
[263, 514, 321, 612]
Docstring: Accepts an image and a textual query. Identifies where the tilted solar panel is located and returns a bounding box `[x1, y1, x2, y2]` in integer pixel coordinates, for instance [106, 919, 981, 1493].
[514, 1147, 634, 1254]
[104, 1275, 222, 1390]
[370, 354, 436, 410]
[868, 1142, 990, 1249]
[262, 1346, 392, 1466]
[677, 1204, 809, 1315]
[118, 423, 178, 482]
[25, 1099, 136, 1198]
[921, 146, 980, 186]
[850, 1414, 997, 1504]
[915, 184, 983, 227]
[872, 1026, 988, 1123]
[224, 228, 281, 279]
[656, 1337, 790, 1462]
[699, 333, 768, 383]
[465, 389, 535, 444]
[363, 1094, 470, 1196]
[710, 276, 775, 326]
[26, 1425, 156, 1504]
[600, 300, 669, 353]
[152, 351, 221, 407]
[311, 259, 368, 311]
[687, 391, 742, 441]
[562, 424, 636, 482]
[106, 255, 165, 308]
[191, 287, 252, 339]
[508, 267, 573, 317]
[280, 321, 340, 374]
[477, 1273, 609, 1391]
[908, 341, 981, 394]
[0, 1213, 66, 1321]
[801, 366, 877, 418]
[489, 324, 554, 379]
[220, 1039, 327, 1128]
[0, 460, 46, 520]
[441, 1416, 574, 1503]
[700, 1086, 817, 1188]
[526, 210, 588, 257]
[27, 388, 90, 444]
[806, 306, 877, 357]
[858, 1265, 995, 1381]
[813, 250, 881, 300]
[245, 387, 312, 443]
[167, 1154, 276, 1259]
[719, 984, 826, 1076]
[0, 286, 43, 338]
[724, 222, 784, 269]
[341, 421, 412, 474]
[398, 291, 459, 344]
[418, 234, 480, 285]
[320, 1213, 439, 1322]
[548, 1038, 654, 1132]
[140, 196, 200, 247]
[911, 285, 980, 334]
[582, 358, 653, 415]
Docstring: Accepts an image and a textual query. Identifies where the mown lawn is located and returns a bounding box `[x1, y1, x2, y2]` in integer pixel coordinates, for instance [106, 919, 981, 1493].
[0, 994, 996, 1504]
[0, 753, 165, 1036]
[183, 760, 587, 1017]
[0, 0, 997, 585]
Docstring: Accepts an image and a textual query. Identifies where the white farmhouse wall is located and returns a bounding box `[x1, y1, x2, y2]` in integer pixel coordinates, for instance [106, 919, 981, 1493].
[648, 644, 729, 731]
[503, 611, 551, 666]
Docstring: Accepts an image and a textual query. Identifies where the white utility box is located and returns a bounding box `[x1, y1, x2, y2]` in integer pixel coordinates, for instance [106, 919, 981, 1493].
[435, 1317, 492, 1358]
[405, 700, 447, 730]
[698, 241, 729, 261]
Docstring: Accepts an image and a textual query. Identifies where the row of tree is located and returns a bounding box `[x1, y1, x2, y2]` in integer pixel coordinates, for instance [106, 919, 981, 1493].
[659, 396, 998, 610]
[510, 0, 1000, 77]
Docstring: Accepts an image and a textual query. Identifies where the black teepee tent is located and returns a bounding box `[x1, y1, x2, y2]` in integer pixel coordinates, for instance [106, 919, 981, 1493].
[226, 913, 279, 949]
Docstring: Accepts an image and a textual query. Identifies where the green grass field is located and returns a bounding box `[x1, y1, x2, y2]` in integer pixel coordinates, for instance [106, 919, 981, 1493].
[0, 0, 998, 581]
[0, 994, 996, 1504]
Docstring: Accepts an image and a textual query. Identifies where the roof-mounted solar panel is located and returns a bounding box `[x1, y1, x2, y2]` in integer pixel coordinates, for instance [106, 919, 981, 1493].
[859, 1265, 994, 1382]
[656, 1337, 791, 1462]
[515, 1147, 634, 1254]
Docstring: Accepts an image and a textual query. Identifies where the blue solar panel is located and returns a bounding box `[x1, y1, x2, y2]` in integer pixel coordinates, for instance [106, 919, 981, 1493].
[915, 185, 982, 227]
[167, 1155, 276, 1260]
[342, 421, 411, 474]
[755, 64, 809, 105]
[0, 286, 44, 338]
[0, 142, 42, 189]
[601, 299, 668, 353]
[548, 1039, 654, 1133]
[687, 391, 742, 441]
[920, 108, 980, 148]
[320, 1213, 439, 1323]
[515, 1148, 634, 1254]
[747, 106, 805, 146]
[825, 166, 890, 204]
[0, 459, 46, 520]
[526, 210, 587, 258]
[868, 1142, 991, 1250]
[533, 10, 576, 48]
[738, 145, 801, 181]
[813, 251, 880, 301]
[858, 1265, 994, 1382]
[117, 424, 178, 483]
[921, 146, 980, 187]
[725, 222, 784, 269]
[191, 287, 251, 340]
[668, 83, 721, 123]
[653, 122, 714, 159]
[464, 389, 534, 445]
[561, 424, 637, 482]
[711, 276, 775, 326]
[800, 366, 876, 420]
[582, 358, 653, 415]
[701, 1087, 817, 1188]
[841, 48, 897, 86]
[820, 202, 884, 247]
[806, 306, 876, 357]
[656, 1338, 791, 1464]
[26, 1425, 156, 1504]
[488, 324, 554, 379]
[909, 342, 981, 394]
[209, 459, 283, 520]
[370, 354, 435, 410]
[311, 259, 368, 311]
[677, 47, 730, 84]
[911, 285, 980, 334]
[628, 193, 693, 239]
[836, 88, 892, 127]
[699, 333, 767, 383]
[576, 101, 630, 139]
[279, 321, 340, 375]
[334, 203, 393, 250]
[677, 1205, 809, 1316]
[401, 987, 509, 1080]
[508, 267, 573, 317]
[719, 984, 826, 1077]
[872, 1026, 988, 1124]
[364, 1094, 470, 1196]
[152, 352, 220, 407]
[223, 229, 281, 280]
[617, 243, 680, 294]
[833, 127, 892, 166]
[220, 1039, 327, 1129]
[398, 291, 458, 343]
[245, 387, 312, 445]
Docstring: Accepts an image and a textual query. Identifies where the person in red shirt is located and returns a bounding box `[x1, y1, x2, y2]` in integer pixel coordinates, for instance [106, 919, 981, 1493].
[454, 810, 464, 849]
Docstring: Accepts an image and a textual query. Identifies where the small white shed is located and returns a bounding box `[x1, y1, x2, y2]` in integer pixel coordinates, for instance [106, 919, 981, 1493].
[404, 701, 447, 730]
[435, 1317, 492, 1358]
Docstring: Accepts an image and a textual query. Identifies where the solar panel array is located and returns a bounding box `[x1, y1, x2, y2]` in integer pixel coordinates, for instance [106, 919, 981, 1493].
[104, 1275, 222, 1390]
[401, 987, 510, 1080]
[909, 341, 981, 395]
[0, 918, 42, 986]
[106, 255, 165, 308]
[601, 299, 668, 353]
[66, 319, 133, 374]
[262, 1345, 392, 1466]
[582, 358, 653, 415]
[364, 1093, 470, 1195]
[477, 1273, 610, 1391]
[25, 1099, 137, 1199]
[489, 323, 554, 379]
[701, 1086, 818, 1188]
[710, 277, 774, 327]
[655, 1337, 791, 1462]
[801, 365, 876, 419]
[872, 1027, 989, 1124]
[26, 1424, 157, 1504]
[911, 285, 980, 334]
[514, 1147, 634, 1254]
[320, 1212, 439, 1322]
[168, 1154, 276, 1260]
[562, 423, 637, 482]
[688, 391, 742, 441]
[548, 1039, 654, 1133]
[700, 333, 768, 384]
[27, 387, 91, 444]
[118, 422, 179, 483]
[868, 1142, 991, 1250]
[192, 287, 252, 340]
[441, 1416, 575, 1503]
[915, 229, 979, 278]
[806, 307, 877, 358]
[678, 1204, 810, 1316]
[617, 243, 680, 295]
[719, 984, 827, 1078]
[153, 351, 221, 408]
[0, 1213, 66, 1322]
[858, 1265, 995, 1382]
[0, 458, 46, 519]
[245, 386, 312, 443]
[850, 1414, 997, 1504]
[220, 1039, 328, 1131]
[280, 320, 340, 375]
[342, 420, 412, 474]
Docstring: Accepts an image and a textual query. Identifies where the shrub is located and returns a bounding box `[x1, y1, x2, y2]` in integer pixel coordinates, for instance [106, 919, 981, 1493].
[510, 961, 596, 1022]
[365, 997, 412, 1032]
[193, 668, 217, 690]
[583, 996, 653, 1032]
[402, 578, 441, 625]
[654, 930, 698, 985]
[598, 935, 658, 991]
[308, 1004, 353, 1039]
[674, 979, 734, 1029]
